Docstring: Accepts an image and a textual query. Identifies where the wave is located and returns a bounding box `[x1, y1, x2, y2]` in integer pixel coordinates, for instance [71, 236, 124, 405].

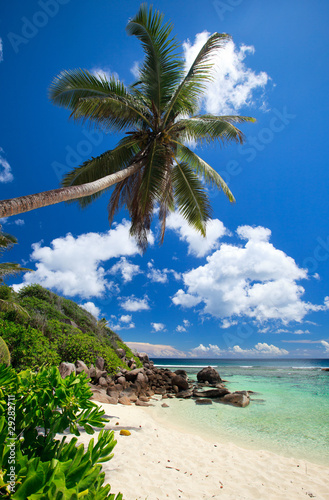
[291, 366, 320, 370]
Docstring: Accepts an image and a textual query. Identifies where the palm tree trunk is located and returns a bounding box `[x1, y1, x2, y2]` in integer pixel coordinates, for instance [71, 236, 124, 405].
[0, 163, 141, 217]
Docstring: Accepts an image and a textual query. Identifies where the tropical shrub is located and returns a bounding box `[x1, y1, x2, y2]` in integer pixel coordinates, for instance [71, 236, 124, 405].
[0, 319, 61, 370]
[0, 364, 123, 499]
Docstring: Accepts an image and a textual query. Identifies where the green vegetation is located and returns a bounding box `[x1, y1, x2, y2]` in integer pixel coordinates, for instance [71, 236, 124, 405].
[0, 364, 122, 498]
[0, 337, 10, 366]
[0, 284, 141, 374]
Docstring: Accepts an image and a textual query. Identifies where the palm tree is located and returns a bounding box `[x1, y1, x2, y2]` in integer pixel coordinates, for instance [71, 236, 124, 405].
[0, 4, 255, 249]
[0, 226, 31, 283]
[0, 225, 31, 317]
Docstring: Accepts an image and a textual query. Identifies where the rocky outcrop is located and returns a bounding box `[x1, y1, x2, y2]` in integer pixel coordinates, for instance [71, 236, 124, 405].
[59, 357, 251, 408]
[197, 366, 222, 385]
[75, 360, 89, 376]
[321, 368, 329, 372]
[193, 387, 230, 398]
[59, 362, 76, 379]
[222, 391, 250, 408]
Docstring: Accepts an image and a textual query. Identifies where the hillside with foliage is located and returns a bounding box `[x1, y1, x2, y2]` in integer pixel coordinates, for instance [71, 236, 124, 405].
[0, 283, 141, 374]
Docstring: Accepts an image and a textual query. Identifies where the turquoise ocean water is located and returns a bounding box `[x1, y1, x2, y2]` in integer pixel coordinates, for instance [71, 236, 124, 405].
[151, 358, 329, 466]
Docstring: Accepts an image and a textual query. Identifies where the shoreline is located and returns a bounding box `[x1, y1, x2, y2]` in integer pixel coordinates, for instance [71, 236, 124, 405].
[81, 401, 329, 500]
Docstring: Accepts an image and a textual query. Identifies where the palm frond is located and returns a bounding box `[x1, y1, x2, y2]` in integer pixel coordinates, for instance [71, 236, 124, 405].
[164, 33, 231, 122]
[173, 161, 212, 236]
[61, 137, 141, 208]
[172, 115, 255, 146]
[71, 94, 152, 132]
[49, 68, 123, 109]
[127, 141, 171, 250]
[50, 69, 152, 131]
[0, 230, 17, 251]
[126, 4, 183, 115]
[0, 263, 32, 283]
[175, 142, 235, 202]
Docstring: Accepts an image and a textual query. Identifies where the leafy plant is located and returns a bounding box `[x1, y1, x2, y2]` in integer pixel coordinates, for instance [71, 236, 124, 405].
[0, 365, 123, 499]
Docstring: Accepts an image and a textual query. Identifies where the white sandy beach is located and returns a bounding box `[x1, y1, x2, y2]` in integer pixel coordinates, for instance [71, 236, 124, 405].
[80, 400, 329, 500]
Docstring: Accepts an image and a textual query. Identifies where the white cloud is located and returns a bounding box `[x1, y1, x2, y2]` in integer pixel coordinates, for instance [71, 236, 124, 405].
[232, 343, 289, 356]
[293, 329, 311, 335]
[90, 66, 119, 82]
[221, 319, 238, 329]
[0, 218, 8, 225]
[172, 223, 328, 324]
[146, 260, 181, 283]
[120, 295, 150, 312]
[110, 322, 135, 331]
[108, 314, 135, 331]
[183, 32, 270, 115]
[130, 61, 140, 79]
[126, 341, 187, 358]
[151, 322, 166, 332]
[80, 301, 101, 319]
[110, 257, 141, 282]
[167, 212, 228, 257]
[14, 219, 25, 226]
[14, 220, 144, 298]
[0, 38, 3, 62]
[176, 319, 191, 332]
[172, 289, 202, 308]
[191, 343, 222, 356]
[120, 314, 132, 323]
[0, 149, 13, 183]
[321, 340, 329, 353]
[147, 261, 168, 283]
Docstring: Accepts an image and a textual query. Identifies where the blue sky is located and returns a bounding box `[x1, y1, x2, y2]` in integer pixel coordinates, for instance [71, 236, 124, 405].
[1, 0, 329, 358]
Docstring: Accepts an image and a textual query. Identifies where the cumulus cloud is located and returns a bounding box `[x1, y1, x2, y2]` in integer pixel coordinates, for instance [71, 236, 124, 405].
[147, 261, 168, 283]
[191, 343, 222, 356]
[14, 220, 144, 298]
[120, 295, 150, 312]
[120, 314, 132, 323]
[0, 149, 14, 183]
[110, 257, 141, 283]
[183, 32, 270, 115]
[125, 342, 187, 358]
[176, 319, 191, 332]
[232, 343, 289, 356]
[172, 224, 328, 324]
[167, 213, 228, 257]
[80, 301, 101, 319]
[109, 314, 135, 331]
[320, 340, 329, 353]
[221, 319, 238, 329]
[172, 289, 202, 308]
[151, 322, 166, 332]
[293, 329, 311, 335]
[146, 260, 181, 283]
